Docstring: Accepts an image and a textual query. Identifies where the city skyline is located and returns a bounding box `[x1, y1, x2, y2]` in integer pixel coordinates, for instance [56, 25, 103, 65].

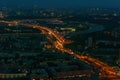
[0, 0, 120, 80]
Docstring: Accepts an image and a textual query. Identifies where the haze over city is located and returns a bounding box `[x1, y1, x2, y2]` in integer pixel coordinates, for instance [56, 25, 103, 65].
[0, 0, 120, 8]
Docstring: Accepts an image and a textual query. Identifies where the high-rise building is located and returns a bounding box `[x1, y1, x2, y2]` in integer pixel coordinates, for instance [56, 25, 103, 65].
[88, 37, 93, 47]
[116, 49, 120, 67]
[0, 12, 4, 18]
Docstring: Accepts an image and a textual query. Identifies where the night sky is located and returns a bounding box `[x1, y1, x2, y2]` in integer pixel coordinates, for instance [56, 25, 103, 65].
[0, 0, 120, 8]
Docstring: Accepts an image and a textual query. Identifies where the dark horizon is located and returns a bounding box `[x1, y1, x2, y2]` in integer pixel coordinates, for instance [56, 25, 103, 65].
[0, 0, 120, 9]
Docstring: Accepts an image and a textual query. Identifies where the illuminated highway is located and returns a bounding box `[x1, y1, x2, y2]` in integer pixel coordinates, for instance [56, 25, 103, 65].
[0, 20, 120, 79]
[30, 24, 120, 79]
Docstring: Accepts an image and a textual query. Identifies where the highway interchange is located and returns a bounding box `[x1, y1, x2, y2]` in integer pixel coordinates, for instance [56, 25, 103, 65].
[0, 20, 120, 80]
